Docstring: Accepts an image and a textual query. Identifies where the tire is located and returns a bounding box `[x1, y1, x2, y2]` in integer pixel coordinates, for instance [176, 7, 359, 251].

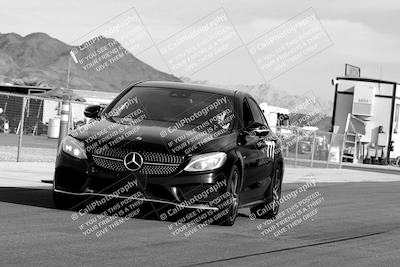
[217, 165, 240, 226]
[250, 165, 282, 220]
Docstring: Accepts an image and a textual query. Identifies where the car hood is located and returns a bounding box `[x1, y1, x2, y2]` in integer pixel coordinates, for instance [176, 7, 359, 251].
[71, 118, 237, 155]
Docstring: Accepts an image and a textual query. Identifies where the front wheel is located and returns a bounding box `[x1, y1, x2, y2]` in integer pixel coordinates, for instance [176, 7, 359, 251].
[217, 165, 240, 226]
[251, 165, 282, 219]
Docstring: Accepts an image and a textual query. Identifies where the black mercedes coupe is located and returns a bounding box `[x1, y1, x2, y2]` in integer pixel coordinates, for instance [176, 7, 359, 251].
[53, 81, 284, 226]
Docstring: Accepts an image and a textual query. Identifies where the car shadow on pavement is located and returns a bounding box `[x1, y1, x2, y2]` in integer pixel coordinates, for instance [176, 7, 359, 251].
[0, 187, 158, 219]
[0, 187, 55, 209]
[0, 187, 251, 224]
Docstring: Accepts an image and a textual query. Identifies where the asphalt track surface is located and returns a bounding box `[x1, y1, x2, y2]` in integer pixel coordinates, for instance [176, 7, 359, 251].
[1, 180, 400, 266]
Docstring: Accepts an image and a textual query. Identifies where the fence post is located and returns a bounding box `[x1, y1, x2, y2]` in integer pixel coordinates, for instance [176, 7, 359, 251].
[294, 130, 299, 168]
[17, 97, 27, 162]
[310, 131, 316, 168]
[326, 132, 332, 168]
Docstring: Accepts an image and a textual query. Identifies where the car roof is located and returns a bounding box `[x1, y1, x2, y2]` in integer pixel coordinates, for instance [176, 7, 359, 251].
[136, 81, 237, 97]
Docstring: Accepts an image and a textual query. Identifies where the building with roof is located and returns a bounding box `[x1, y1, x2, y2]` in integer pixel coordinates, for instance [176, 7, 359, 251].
[331, 76, 400, 163]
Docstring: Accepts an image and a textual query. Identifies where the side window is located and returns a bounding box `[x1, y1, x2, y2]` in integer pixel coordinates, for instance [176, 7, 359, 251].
[248, 98, 268, 126]
[243, 100, 253, 127]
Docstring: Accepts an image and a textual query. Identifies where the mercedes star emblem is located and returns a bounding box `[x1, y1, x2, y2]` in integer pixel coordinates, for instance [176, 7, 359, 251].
[123, 152, 144, 171]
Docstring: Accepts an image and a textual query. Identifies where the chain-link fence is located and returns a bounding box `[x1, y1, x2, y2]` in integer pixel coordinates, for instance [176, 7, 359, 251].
[273, 126, 345, 168]
[0, 92, 90, 162]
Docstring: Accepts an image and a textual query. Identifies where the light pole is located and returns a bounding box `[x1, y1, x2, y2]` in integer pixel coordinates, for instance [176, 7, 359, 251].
[58, 56, 72, 148]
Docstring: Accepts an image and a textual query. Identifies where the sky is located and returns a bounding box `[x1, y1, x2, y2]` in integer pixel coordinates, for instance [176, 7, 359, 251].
[1, 0, 400, 102]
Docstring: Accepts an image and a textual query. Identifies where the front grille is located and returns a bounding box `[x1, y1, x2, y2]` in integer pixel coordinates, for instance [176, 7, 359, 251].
[92, 156, 126, 172]
[91, 148, 184, 176]
[141, 164, 181, 176]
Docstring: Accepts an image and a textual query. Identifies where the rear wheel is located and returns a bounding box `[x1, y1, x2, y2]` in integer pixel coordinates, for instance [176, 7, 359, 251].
[217, 165, 240, 226]
[251, 165, 282, 219]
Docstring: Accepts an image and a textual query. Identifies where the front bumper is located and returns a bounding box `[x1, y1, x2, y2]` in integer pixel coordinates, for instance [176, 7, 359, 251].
[54, 151, 230, 209]
[53, 189, 218, 211]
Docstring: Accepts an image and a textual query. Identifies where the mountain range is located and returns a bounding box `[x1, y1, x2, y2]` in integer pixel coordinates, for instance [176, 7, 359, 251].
[180, 77, 333, 116]
[0, 32, 180, 91]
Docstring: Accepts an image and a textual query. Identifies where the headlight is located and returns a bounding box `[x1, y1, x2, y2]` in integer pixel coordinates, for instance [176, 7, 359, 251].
[184, 152, 227, 172]
[61, 136, 87, 159]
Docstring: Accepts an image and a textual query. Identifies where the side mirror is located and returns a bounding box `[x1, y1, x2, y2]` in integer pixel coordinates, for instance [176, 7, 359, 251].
[84, 105, 102, 119]
[246, 122, 270, 137]
[251, 127, 270, 137]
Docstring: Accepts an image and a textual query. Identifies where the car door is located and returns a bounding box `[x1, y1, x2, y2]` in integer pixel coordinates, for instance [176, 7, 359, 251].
[247, 97, 276, 182]
[238, 98, 272, 203]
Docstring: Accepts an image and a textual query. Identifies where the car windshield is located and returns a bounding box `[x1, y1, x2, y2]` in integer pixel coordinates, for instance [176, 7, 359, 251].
[104, 86, 235, 131]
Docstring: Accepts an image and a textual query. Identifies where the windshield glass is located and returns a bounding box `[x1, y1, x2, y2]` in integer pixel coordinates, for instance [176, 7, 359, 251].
[104, 86, 236, 131]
